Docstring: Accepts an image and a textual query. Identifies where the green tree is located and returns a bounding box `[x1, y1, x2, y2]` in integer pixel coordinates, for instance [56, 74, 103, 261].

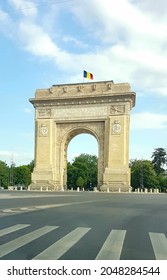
[13, 165, 31, 187]
[74, 155, 89, 186]
[0, 160, 9, 188]
[67, 162, 78, 189]
[130, 159, 158, 190]
[151, 148, 167, 175]
[67, 153, 98, 189]
[76, 176, 85, 189]
[157, 173, 167, 192]
[27, 160, 34, 173]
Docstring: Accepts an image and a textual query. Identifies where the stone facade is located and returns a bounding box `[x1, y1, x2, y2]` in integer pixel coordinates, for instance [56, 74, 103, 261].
[29, 80, 136, 192]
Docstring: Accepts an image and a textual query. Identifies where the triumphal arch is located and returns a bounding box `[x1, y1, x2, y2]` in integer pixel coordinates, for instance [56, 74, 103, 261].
[29, 80, 135, 192]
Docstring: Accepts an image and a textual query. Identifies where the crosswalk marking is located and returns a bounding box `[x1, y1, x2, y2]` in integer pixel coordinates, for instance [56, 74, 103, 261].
[149, 232, 167, 260]
[0, 226, 58, 258]
[96, 230, 126, 260]
[0, 224, 30, 237]
[33, 227, 91, 260]
[0, 224, 167, 260]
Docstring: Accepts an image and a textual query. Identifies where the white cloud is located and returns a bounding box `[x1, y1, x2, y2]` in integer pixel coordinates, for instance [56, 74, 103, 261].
[0, 10, 10, 23]
[0, 151, 13, 157]
[0, 8, 13, 37]
[17, 21, 75, 70]
[0, 0, 167, 97]
[19, 22, 59, 57]
[9, 0, 38, 18]
[131, 0, 167, 19]
[131, 112, 167, 129]
[24, 108, 32, 113]
[69, 0, 167, 92]
[62, 35, 88, 49]
[0, 151, 18, 165]
[129, 143, 153, 160]
[0, 150, 33, 166]
[70, 0, 167, 43]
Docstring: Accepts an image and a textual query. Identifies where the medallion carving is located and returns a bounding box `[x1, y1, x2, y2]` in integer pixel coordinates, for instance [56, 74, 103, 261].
[39, 123, 49, 137]
[112, 121, 122, 134]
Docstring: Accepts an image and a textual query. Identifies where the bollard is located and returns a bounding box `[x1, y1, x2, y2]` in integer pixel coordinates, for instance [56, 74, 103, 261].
[107, 187, 109, 193]
[77, 187, 80, 192]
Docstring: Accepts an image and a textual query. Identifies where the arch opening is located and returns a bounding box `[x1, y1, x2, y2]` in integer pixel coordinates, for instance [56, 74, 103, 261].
[63, 130, 99, 190]
[67, 133, 98, 163]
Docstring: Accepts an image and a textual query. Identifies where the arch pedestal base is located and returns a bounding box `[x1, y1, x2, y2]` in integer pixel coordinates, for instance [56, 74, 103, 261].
[100, 184, 130, 192]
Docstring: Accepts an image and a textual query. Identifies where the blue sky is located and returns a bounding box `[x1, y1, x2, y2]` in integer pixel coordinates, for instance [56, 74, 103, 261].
[0, 0, 167, 166]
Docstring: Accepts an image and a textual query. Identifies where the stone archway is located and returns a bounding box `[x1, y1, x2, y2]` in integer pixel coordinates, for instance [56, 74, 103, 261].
[29, 80, 136, 192]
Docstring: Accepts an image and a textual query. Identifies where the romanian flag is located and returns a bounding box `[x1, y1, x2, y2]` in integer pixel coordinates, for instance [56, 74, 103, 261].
[83, 70, 93, 80]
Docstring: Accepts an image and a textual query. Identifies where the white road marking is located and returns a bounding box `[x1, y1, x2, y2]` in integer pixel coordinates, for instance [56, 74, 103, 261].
[0, 200, 101, 217]
[2, 209, 21, 213]
[96, 230, 126, 260]
[0, 226, 58, 258]
[0, 224, 30, 237]
[33, 227, 91, 260]
[149, 232, 167, 260]
[1, 223, 166, 260]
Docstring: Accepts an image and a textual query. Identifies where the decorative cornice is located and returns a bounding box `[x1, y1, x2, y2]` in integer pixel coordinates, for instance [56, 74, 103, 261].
[29, 81, 136, 109]
[30, 93, 135, 109]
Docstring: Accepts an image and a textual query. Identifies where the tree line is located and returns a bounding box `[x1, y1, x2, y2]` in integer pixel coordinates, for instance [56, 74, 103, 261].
[130, 148, 167, 192]
[0, 160, 34, 189]
[0, 148, 167, 191]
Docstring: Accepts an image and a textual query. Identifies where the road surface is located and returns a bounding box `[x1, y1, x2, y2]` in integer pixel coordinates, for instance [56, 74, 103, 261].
[0, 190, 167, 260]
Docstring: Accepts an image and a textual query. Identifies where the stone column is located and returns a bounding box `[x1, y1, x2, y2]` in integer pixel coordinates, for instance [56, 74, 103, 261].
[29, 119, 55, 190]
[101, 106, 131, 192]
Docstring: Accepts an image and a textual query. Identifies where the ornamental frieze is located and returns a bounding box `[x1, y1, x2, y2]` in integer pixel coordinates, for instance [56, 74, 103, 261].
[110, 105, 125, 115]
[38, 109, 51, 118]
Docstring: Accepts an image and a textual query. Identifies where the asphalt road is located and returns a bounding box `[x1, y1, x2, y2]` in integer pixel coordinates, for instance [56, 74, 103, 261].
[0, 190, 167, 260]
